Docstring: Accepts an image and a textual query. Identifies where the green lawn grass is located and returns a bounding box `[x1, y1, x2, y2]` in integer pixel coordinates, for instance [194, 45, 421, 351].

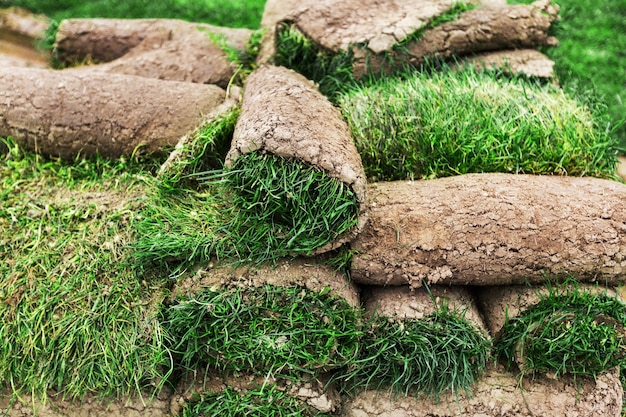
[510, 0, 626, 149]
[8, 0, 266, 29]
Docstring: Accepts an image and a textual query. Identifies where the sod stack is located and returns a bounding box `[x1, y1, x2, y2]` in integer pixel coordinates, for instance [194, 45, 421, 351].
[54, 18, 252, 88]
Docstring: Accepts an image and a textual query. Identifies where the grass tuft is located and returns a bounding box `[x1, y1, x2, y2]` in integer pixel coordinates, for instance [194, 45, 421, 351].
[214, 152, 360, 261]
[182, 385, 332, 417]
[336, 307, 490, 398]
[274, 23, 356, 101]
[157, 107, 240, 192]
[162, 285, 363, 378]
[339, 67, 619, 181]
[495, 284, 626, 380]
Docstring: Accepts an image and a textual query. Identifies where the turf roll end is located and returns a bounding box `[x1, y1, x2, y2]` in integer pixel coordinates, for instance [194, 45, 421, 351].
[163, 259, 362, 378]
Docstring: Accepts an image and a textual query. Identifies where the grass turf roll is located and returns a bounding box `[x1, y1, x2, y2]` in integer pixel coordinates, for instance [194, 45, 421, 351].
[342, 365, 623, 417]
[338, 67, 619, 181]
[272, 1, 558, 98]
[337, 286, 490, 397]
[478, 283, 626, 380]
[162, 258, 362, 378]
[221, 65, 366, 258]
[351, 174, 626, 287]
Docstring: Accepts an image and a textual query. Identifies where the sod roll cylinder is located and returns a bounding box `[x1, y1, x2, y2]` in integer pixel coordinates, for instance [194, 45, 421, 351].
[56, 19, 252, 88]
[164, 258, 362, 377]
[223, 65, 367, 255]
[338, 285, 490, 396]
[342, 365, 623, 417]
[0, 68, 227, 159]
[478, 284, 626, 378]
[351, 174, 626, 287]
[273, 0, 558, 82]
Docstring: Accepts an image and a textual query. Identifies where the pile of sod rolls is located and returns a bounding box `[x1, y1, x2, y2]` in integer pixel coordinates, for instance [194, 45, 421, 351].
[6, 1, 626, 416]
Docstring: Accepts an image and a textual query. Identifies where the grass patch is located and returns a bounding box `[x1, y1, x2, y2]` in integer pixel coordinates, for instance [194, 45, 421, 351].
[162, 285, 363, 378]
[495, 284, 626, 380]
[509, 0, 626, 149]
[339, 67, 619, 181]
[157, 107, 240, 192]
[182, 385, 332, 417]
[274, 23, 357, 101]
[0, 139, 171, 400]
[336, 308, 490, 397]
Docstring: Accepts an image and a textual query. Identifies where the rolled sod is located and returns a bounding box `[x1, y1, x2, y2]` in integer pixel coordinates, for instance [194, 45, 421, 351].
[351, 174, 626, 287]
[341, 365, 623, 417]
[163, 258, 362, 377]
[174, 368, 340, 416]
[55, 18, 251, 87]
[477, 284, 626, 379]
[271, 0, 558, 91]
[0, 68, 228, 159]
[222, 65, 367, 256]
[337, 285, 490, 396]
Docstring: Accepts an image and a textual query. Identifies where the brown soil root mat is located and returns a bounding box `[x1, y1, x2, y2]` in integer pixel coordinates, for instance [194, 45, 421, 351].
[337, 286, 490, 396]
[477, 284, 626, 378]
[0, 68, 227, 159]
[0, 388, 173, 417]
[224, 64, 367, 253]
[163, 258, 362, 377]
[271, 0, 558, 80]
[459, 48, 555, 79]
[351, 174, 626, 288]
[54, 18, 251, 88]
[341, 365, 623, 417]
[173, 367, 340, 416]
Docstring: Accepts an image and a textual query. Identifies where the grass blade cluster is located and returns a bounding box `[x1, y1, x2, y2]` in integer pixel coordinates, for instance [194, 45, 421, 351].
[162, 285, 362, 378]
[495, 286, 626, 380]
[337, 308, 490, 398]
[182, 385, 331, 417]
[0, 139, 170, 400]
[339, 68, 619, 181]
[274, 23, 356, 101]
[158, 108, 240, 191]
[210, 152, 360, 263]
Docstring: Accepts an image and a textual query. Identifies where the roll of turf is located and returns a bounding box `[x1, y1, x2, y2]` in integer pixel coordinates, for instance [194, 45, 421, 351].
[337, 285, 490, 397]
[221, 65, 367, 258]
[174, 367, 340, 416]
[351, 174, 626, 287]
[162, 258, 362, 378]
[477, 283, 626, 379]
